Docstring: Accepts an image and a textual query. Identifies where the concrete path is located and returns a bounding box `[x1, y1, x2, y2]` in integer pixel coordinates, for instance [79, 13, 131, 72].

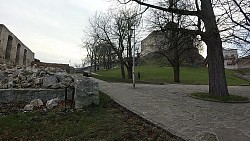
[91, 78, 250, 141]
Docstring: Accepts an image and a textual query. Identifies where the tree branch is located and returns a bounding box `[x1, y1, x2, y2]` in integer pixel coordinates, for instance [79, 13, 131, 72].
[130, 0, 201, 18]
[233, 35, 250, 44]
[162, 27, 204, 36]
[232, 0, 250, 24]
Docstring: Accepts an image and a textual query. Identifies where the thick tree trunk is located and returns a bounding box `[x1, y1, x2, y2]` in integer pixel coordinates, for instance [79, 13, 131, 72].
[127, 66, 133, 79]
[127, 59, 133, 79]
[108, 55, 112, 69]
[120, 61, 126, 79]
[201, 0, 229, 96]
[173, 39, 180, 83]
[89, 52, 93, 74]
[173, 51, 180, 83]
[94, 55, 97, 72]
[173, 66, 180, 83]
[204, 36, 229, 95]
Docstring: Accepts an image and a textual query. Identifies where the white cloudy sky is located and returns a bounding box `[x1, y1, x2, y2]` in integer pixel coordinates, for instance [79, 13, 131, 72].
[0, 0, 114, 66]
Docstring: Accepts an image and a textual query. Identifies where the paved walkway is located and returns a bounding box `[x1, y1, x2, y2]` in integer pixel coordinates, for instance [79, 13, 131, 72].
[91, 78, 250, 141]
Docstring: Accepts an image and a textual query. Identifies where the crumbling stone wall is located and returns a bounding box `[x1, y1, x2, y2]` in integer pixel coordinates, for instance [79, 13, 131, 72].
[31, 60, 70, 73]
[0, 24, 34, 66]
[0, 64, 74, 89]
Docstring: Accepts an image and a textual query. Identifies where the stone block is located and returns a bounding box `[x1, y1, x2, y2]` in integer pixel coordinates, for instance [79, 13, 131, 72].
[74, 76, 99, 109]
[0, 70, 5, 80]
[23, 104, 34, 111]
[55, 72, 66, 82]
[61, 76, 73, 86]
[43, 76, 58, 87]
[34, 78, 43, 85]
[46, 98, 59, 109]
[21, 82, 32, 88]
[30, 99, 43, 107]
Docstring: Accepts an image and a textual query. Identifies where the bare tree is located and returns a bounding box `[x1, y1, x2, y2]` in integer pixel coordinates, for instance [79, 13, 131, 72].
[219, 0, 250, 56]
[88, 11, 126, 78]
[117, 0, 232, 96]
[96, 42, 114, 70]
[88, 8, 141, 79]
[154, 26, 201, 83]
[147, 4, 202, 83]
[82, 37, 98, 73]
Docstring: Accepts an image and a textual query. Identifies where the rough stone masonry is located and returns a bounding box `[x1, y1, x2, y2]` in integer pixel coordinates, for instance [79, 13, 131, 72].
[0, 64, 74, 103]
[0, 24, 34, 66]
[74, 75, 99, 109]
[0, 64, 100, 109]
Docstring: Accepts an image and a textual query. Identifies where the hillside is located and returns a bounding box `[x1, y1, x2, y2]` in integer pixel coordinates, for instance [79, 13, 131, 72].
[95, 66, 249, 86]
[138, 51, 204, 67]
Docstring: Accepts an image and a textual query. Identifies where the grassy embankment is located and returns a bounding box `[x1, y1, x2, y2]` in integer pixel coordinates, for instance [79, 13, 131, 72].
[94, 66, 249, 86]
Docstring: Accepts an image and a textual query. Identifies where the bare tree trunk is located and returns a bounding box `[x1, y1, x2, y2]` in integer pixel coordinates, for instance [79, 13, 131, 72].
[127, 59, 133, 79]
[205, 36, 229, 95]
[93, 52, 97, 72]
[202, 0, 229, 95]
[173, 46, 180, 83]
[94, 60, 97, 72]
[173, 65, 180, 83]
[173, 33, 180, 83]
[90, 52, 93, 74]
[120, 61, 126, 79]
[127, 66, 133, 79]
[107, 54, 109, 69]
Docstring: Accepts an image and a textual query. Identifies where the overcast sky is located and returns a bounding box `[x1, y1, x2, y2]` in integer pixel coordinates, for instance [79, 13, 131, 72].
[0, 0, 113, 66]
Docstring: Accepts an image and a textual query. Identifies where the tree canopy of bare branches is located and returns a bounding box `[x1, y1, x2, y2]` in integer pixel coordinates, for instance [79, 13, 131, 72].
[118, 0, 235, 96]
[147, 6, 202, 83]
[84, 7, 142, 79]
[218, 0, 250, 56]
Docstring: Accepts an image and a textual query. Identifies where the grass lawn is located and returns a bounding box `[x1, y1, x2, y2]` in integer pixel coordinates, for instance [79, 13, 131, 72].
[95, 66, 249, 86]
[0, 92, 183, 141]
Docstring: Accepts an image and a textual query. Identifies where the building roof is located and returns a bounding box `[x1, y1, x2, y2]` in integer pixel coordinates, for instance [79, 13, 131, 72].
[141, 31, 159, 42]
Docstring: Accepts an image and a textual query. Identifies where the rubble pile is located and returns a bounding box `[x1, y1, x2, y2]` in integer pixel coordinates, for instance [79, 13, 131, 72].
[23, 98, 60, 111]
[0, 64, 74, 89]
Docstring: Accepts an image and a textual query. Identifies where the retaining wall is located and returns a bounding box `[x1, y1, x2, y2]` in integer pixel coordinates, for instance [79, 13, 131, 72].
[0, 89, 68, 103]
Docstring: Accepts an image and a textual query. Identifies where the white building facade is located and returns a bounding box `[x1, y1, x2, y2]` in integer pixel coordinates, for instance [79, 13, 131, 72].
[223, 49, 238, 69]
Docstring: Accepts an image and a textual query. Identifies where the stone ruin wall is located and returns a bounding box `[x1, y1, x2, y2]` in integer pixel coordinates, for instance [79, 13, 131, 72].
[0, 25, 99, 109]
[0, 64, 99, 109]
[0, 24, 34, 66]
[31, 61, 70, 73]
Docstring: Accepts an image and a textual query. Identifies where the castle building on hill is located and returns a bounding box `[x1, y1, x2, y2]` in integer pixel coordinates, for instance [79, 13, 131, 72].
[140, 31, 159, 57]
[140, 30, 204, 66]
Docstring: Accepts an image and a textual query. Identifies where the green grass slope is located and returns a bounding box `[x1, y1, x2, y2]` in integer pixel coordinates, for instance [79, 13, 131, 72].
[95, 66, 249, 86]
